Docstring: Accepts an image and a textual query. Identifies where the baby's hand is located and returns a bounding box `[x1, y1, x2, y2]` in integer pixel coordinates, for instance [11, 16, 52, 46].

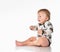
[37, 29, 42, 35]
[29, 26, 35, 30]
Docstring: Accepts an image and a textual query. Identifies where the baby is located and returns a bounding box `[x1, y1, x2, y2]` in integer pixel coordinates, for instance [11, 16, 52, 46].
[16, 9, 53, 47]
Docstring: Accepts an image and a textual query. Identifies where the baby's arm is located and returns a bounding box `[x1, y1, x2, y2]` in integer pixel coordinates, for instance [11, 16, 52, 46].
[29, 25, 43, 35]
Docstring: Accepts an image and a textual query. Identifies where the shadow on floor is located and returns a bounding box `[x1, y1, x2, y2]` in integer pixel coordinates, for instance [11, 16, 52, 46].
[15, 46, 51, 52]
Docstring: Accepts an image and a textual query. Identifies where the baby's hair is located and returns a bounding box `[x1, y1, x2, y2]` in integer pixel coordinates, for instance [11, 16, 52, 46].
[38, 9, 50, 21]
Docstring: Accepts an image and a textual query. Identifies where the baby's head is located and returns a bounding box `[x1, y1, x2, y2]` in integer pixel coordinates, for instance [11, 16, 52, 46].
[37, 9, 50, 24]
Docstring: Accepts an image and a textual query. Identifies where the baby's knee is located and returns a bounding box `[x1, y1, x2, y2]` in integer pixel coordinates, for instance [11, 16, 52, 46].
[30, 37, 36, 41]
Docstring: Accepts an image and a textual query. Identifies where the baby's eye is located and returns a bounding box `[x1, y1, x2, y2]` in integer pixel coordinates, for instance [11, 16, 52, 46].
[39, 16, 41, 17]
[38, 16, 41, 18]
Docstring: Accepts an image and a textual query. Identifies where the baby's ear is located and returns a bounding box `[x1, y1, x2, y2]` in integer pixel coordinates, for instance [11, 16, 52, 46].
[46, 17, 49, 21]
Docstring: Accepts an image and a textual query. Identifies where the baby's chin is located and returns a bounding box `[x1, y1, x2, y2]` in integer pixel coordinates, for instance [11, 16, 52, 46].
[38, 21, 44, 24]
[38, 20, 44, 24]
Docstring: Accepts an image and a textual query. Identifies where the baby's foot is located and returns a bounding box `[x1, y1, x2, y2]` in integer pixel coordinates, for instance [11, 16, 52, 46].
[16, 40, 24, 46]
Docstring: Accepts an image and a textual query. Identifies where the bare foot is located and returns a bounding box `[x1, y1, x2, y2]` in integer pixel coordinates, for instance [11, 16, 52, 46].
[16, 40, 24, 46]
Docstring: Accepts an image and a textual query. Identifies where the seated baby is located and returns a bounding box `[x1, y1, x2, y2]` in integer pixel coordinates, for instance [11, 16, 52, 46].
[16, 9, 53, 47]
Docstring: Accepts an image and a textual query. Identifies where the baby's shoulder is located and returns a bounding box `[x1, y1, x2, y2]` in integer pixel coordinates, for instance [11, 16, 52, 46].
[45, 21, 53, 27]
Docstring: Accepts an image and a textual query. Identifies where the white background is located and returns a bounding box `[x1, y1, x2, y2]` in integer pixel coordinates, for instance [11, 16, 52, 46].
[0, 0, 60, 52]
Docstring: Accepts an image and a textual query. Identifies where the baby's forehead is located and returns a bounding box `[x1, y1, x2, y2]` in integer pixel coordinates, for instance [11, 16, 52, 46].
[38, 11, 47, 15]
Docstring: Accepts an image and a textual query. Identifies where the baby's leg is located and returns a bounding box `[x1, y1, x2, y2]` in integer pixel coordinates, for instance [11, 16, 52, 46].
[16, 37, 49, 47]
[16, 37, 36, 46]
[16, 41, 24, 46]
[23, 37, 36, 43]
[37, 37, 49, 47]
[25, 37, 49, 47]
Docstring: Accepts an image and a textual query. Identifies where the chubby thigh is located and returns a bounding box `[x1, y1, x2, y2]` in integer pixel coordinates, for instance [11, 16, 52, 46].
[36, 37, 49, 47]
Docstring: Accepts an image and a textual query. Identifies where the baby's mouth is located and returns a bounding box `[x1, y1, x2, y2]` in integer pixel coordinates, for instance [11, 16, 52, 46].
[38, 20, 40, 21]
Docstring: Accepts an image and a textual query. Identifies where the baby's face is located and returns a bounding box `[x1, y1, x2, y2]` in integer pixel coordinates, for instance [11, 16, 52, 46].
[37, 11, 48, 24]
